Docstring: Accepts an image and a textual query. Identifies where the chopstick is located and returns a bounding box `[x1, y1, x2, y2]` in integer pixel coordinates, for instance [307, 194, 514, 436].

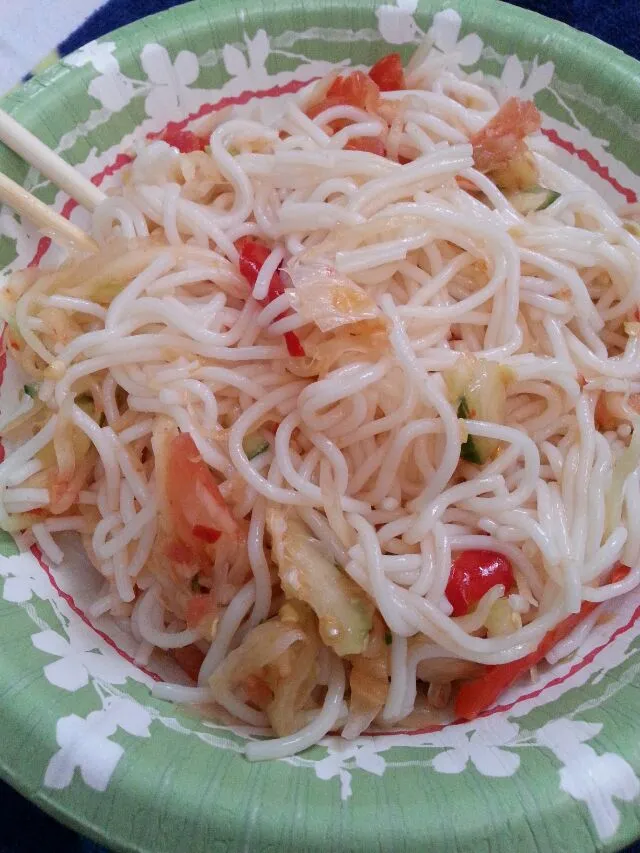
[0, 107, 105, 212]
[0, 173, 97, 253]
[0, 106, 104, 254]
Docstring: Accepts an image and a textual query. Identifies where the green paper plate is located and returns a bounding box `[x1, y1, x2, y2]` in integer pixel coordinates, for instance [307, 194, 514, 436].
[1, 1, 640, 851]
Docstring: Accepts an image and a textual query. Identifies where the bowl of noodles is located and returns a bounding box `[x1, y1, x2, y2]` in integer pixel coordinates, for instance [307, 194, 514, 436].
[1, 0, 640, 850]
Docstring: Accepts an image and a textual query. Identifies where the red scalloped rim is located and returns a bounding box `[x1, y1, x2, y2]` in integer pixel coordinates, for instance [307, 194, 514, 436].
[542, 128, 637, 204]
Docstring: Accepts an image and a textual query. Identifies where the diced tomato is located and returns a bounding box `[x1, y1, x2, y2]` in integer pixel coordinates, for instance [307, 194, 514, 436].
[172, 644, 205, 681]
[327, 71, 380, 111]
[445, 550, 515, 617]
[156, 122, 209, 154]
[326, 76, 348, 98]
[469, 97, 541, 174]
[344, 136, 386, 156]
[368, 53, 405, 92]
[306, 96, 352, 121]
[185, 593, 217, 630]
[307, 70, 380, 121]
[236, 237, 306, 357]
[167, 433, 238, 552]
[455, 563, 631, 720]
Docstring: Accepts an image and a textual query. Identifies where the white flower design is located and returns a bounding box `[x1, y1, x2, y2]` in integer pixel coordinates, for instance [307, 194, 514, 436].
[430, 719, 521, 776]
[88, 72, 136, 113]
[223, 31, 271, 89]
[376, 0, 421, 46]
[310, 736, 388, 800]
[44, 697, 152, 792]
[44, 712, 123, 791]
[0, 538, 54, 604]
[141, 44, 200, 120]
[32, 624, 132, 692]
[428, 9, 483, 67]
[66, 41, 137, 114]
[498, 54, 554, 102]
[537, 719, 640, 840]
[56, 41, 137, 152]
[64, 41, 119, 74]
[0, 559, 51, 603]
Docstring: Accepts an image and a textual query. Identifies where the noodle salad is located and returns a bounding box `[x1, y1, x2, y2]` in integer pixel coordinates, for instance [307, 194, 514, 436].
[1, 41, 640, 762]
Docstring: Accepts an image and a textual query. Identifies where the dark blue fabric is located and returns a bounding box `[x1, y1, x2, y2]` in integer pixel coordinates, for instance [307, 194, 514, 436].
[58, 0, 185, 56]
[510, 0, 639, 61]
[3, 1, 640, 851]
[58, 0, 640, 59]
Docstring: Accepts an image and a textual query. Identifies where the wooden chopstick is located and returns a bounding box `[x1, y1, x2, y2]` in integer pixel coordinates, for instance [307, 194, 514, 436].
[0, 107, 106, 212]
[0, 172, 97, 253]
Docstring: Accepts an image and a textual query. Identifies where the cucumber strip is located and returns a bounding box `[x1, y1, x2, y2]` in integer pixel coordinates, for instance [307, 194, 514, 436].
[268, 511, 373, 657]
[243, 432, 270, 460]
[446, 357, 511, 465]
[537, 189, 561, 210]
[509, 185, 560, 214]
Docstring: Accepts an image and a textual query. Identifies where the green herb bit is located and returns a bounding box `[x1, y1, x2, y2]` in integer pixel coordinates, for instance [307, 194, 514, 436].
[457, 397, 482, 464]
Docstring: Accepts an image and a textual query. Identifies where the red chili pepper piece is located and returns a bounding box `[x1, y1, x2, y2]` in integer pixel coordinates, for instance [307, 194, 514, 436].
[236, 237, 306, 356]
[284, 331, 306, 357]
[237, 237, 270, 291]
[237, 237, 286, 305]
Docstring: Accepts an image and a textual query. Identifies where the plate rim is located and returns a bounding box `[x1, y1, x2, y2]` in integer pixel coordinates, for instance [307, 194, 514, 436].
[1, 1, 640, 851]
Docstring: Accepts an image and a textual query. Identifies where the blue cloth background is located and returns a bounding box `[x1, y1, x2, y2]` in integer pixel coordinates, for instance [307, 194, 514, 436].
[2, 0, 639, 850]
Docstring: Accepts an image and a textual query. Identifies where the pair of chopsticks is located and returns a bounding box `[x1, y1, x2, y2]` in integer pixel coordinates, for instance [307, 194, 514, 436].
[0, 107, 105, 254]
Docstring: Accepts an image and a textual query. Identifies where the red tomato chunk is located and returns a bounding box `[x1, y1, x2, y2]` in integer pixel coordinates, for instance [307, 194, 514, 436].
[445, 549, 514, 616]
